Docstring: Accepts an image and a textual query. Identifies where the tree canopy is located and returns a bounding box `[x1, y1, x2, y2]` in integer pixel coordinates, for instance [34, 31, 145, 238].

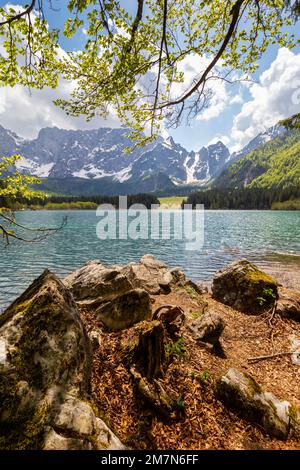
[0, 154, 41, 200]
[0, 0, 299, 142]
[0, 155, 64, 243]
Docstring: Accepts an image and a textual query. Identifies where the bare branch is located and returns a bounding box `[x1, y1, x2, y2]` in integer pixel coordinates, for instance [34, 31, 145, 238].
[157, 0, 247, 110]
[248, 351, 298, 363]
[0, 0, 36, 27]
[0, 212, 67, 245]
[152, 0, 168, 132]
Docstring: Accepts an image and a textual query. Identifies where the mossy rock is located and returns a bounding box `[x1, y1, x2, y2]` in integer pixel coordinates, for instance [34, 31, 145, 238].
[212, 259, 278, 313]
[215, 368, 291, 440]
[0, 371, 49, 450]
[0, 270, 126, 450]
[95, 288, 152, 331]
[0, 270, 91, 449]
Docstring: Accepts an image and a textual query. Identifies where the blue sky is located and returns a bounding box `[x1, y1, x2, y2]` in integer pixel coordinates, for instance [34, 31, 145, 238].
[0, 1, 300, 152]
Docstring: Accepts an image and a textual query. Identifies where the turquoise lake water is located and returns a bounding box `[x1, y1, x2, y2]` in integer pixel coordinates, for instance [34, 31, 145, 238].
[0, 210, 299, 308]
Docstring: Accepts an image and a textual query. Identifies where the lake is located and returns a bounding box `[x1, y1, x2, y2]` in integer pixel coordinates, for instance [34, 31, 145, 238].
[0, 209, 300, 308]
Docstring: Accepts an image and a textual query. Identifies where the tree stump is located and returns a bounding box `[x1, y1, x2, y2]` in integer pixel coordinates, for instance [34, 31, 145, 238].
[130, 367, 180, 418]
[131, 320, 165, 379]
[153, 305, 185, 338]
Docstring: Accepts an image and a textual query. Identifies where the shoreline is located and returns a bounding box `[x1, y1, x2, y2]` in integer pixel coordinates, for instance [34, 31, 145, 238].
[23, 208, 300, 211]
[3, 207, 300, 212]
[1, 255, 300, 450]
[263, 263, 300, 291]
[1, 256, 299, 312]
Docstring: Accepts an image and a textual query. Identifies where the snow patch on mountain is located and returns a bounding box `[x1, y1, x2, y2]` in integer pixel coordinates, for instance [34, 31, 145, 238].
[16, 158, 54, 177]
[113, 166, 132, 183]
[184, 153, 201, 183]
[35, 163, 55, 178]
[0, 123, 286, 192]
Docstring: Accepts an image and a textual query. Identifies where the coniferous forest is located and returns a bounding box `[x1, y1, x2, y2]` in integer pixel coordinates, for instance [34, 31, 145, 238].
[185, 186, 300, 210]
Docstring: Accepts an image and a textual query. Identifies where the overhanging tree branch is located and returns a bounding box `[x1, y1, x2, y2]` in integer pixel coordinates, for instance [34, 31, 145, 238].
[0, 211, 67, 245]
[0, 0, 296, 141]
[157, 0, 247, 110]
[0, 0, 36, 27]
[152, 0, 168, 130]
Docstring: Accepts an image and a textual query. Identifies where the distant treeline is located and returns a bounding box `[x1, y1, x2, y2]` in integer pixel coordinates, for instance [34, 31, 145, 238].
[185, 186, 300, 210]
[0, 193, 160, 210]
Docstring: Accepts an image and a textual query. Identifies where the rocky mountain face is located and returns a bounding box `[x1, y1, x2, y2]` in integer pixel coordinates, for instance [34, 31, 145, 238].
[0, 125, 230, 193]
[214, 126, 300, 190]
[230, 124, 285, 163]
[0, 123, 288, 194]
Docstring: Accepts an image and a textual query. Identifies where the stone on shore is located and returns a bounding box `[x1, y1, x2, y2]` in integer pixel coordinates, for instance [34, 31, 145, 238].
[121, 254, 186, 294]
[212, 259, 278, 313]
[215, 368, 292, 439]
[64, 260, 133, 304]
[95, 288, 152, 330]
[189, 309, 225, 345]
[0, 270, 124, 450]
[64, 254, 187, 302]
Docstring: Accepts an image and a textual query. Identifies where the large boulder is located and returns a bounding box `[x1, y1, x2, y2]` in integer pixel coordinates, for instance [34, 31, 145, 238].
[64, 260, 133, 305]
[189, 309, 225, 345]
[121, 254, 186, 295]
[64, 255, 187, 302]
[276, 287, 300, 321]
[0, 270, 124, 450]
[95, 288, 152, 330]
[215, 368, 294, 439]
[212, 259, 278, 313]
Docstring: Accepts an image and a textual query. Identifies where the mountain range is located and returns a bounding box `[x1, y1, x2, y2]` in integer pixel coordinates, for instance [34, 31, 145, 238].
[0, 122, 295, 195]
[214, 128, 300, 190]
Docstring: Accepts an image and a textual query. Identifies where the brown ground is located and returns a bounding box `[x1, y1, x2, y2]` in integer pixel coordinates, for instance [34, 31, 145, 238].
[80, 283, 300, 450]
[265, 266, 300, 292]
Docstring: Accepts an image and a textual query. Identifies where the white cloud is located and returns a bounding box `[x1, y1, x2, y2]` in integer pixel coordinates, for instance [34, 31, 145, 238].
[168, 54, 243, 123]
[230, 94, 243, 105]
[0, 79, 121, 139]
[231, 48, 300, 149]
[0, 4, 121, 139]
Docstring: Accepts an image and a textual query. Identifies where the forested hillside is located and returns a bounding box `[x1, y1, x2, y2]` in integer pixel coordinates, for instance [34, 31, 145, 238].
[186, 186, 300, 210]
[215, 130, 300, 190]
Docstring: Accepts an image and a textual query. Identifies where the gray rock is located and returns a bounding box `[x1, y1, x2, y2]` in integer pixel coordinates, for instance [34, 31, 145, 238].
[64, 261, 133, 304]
[52, 395, 125, 450]
[94, 418, 126, 450]
[96, 288, 152, 330]
[43, 428, 92, 450]
[0, 270, 124, 450]
[189, 310, 225, 344]
[121, 254, 180, 294]
[55, 396, 95, 436]
[212, 259, 278, 313]
[276, 287, 300, 321]
[64, 255, 186, 300]
[215, 368, 292, 439]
